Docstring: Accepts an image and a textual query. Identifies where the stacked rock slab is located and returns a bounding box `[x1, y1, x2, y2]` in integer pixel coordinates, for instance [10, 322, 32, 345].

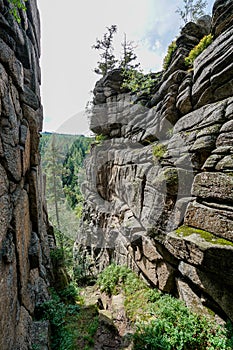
[78, 0, 233, 321]
[0, 1, 53, 349]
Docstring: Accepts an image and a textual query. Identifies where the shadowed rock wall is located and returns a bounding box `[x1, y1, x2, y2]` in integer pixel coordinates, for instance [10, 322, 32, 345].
[78, 0, 233, 322]
[0, 1, 54, 348]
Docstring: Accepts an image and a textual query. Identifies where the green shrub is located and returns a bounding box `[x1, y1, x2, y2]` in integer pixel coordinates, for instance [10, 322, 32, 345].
[185, 34, 213, 67]
[95, 133, 107, 145]
[134, 294, 232, 350]
[121, 69, 158, 95]
[97, 264, 129, 295]
[36, 286, 81, 350]
[32, 345, 40, 350]
[59, 282, 82, 303]
[98, 264, 233, 350]
[50, 247, 65, 263]
[7, 0, 27, 23]
[152, 143, 167, 160]
[163, 40, 177, 71]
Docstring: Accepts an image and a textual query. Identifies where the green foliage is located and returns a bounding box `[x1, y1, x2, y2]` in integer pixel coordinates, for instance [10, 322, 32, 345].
[152, 143, 167, 160]
[94, 133, 107, 145]
[7, 0, 27, 23]
[42, 134, 68, 229]
[97, 264, 152, 321]
[92, 25, 161, 95]
[40, 133, 79, 165]
[50, 247, 65, 263]
[62, 135, 92, 209]
[98, 264, 233, 350]
[52, 228, 79, 281]
[75, 305, 99, 349]
[121, 69, 159, 95]
[163, 41, 177, 71]
[92, 25, 118, 76]
[185, 34, 213, 66]
[92, 26, 140, 77]
[176, 0, 208, 24]
[36, 286, 81, 350]
[73, 249, 96, 285]
[59, 282, 82, 304]
[134, 294, 232, 350]
[176, 225, 233, 246]
[166, 127, 174, 138]
[119, 33, 140, 71]
[40, 133, 93, 283]
[38, 288, 99, 350]
[32, 345, 40, 350]
[226, 321, 233, 348]
[97, 264, 130, 295]
[82, 315, 99, 346]
[40, 135, 91, 220]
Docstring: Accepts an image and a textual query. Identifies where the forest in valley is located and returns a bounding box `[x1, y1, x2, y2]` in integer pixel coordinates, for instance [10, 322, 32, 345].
[39, 133, 93, 277]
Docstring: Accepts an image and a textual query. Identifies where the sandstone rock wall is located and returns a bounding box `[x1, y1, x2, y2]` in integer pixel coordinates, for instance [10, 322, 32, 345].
[78, 0, 233, 322]
[0, 1, 53, 349]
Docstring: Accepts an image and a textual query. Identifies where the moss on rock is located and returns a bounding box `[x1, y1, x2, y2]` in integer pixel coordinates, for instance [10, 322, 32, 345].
[176, 226, 233, 247]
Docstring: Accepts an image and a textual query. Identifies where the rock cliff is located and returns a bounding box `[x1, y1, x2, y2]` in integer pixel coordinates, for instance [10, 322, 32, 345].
[78, 0, 233, 322]
[0, 1, 54, 349]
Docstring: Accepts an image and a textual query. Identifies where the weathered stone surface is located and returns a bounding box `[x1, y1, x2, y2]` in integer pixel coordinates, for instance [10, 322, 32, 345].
[176, 278, 210, 316]
[0, 38, 24, 91]
[0, 1, 53, 349]
[93, 69, 127, 106]
[192, 172, 233, 202]
[31, 321, 50, 350]
[178, 261, 233, 320]
[14, 306, 32, 350]
[79, 0, 233, 323]
[160, 229, 233, 281]
[29, 231, 41, 269]
[176, 72, 193, 115]
[192, 27, 233, 108]
[0, 250, 17, 350]
[212, 0, 233, 37]
[216, 154, 233, 171]
[185, 201, 233, 241]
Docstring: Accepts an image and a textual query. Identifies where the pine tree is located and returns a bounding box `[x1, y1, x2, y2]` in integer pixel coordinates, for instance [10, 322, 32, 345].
[176, 0, 208, 24]
[44, 134, 64, 230]
[62, 136, 92, 210]
[120, 33, 140, 70]
[92, 25, 118, 76]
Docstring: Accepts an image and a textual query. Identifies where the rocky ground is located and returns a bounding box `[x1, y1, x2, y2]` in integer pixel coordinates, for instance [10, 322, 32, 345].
[80, 286, 133, 350]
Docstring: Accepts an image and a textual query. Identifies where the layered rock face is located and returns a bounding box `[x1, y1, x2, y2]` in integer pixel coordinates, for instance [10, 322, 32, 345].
[0, 1, 53, 349]
[78, 0, 233, 322]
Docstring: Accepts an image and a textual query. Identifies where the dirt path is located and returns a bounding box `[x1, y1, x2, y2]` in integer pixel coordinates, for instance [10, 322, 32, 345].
[80, 286, 134, 350]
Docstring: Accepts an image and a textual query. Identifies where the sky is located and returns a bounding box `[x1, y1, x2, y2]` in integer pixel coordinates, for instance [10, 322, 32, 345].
[37, 0, 214, 135]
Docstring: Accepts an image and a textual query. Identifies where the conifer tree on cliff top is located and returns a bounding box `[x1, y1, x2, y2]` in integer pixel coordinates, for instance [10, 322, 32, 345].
[176, 0, 208, 24]
[92, 25, 141, 78]
[120, 33, 140, 71]
[92, 25, 118, 76]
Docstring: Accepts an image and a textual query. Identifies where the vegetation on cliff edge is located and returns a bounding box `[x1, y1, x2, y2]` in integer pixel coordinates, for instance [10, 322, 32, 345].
[98, 264, 233, 350]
